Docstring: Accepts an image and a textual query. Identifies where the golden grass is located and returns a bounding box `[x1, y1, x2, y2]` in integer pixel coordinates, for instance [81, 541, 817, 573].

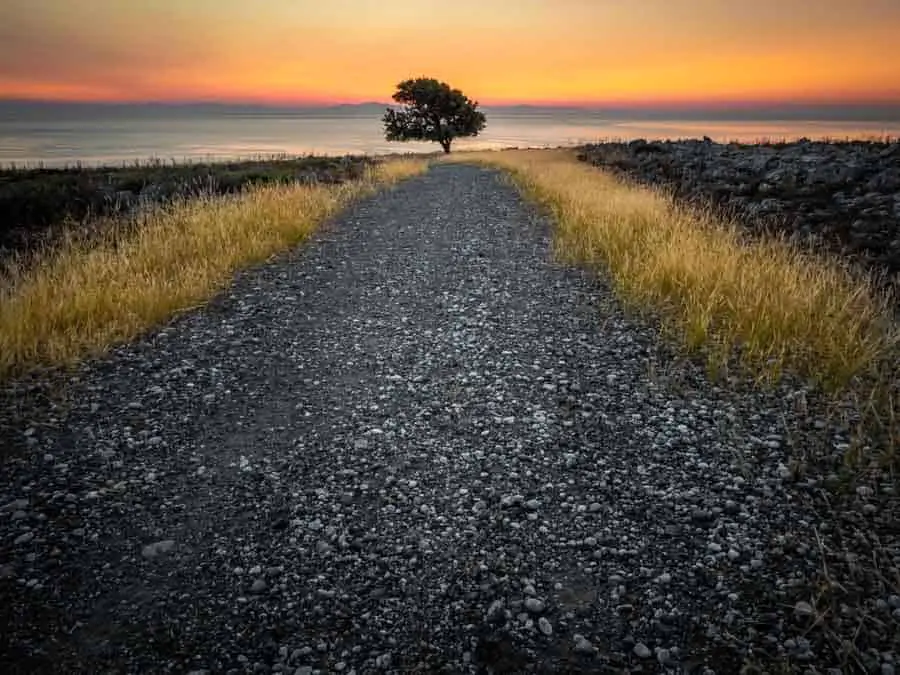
[450, 149, 900, 458]
[0, 158, 428, 377]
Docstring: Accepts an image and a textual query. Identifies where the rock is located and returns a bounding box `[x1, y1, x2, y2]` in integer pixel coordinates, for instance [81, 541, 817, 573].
[2, 499, 28, 512]
[573, 634, 595, 654]
[538, 617, 553, 636]
[485, 599, 505, 624]
[14, 532, 34, 545]
[141, 539, 176, 559]
[500, 494, 524, 508]
[524, 597, 545, 614]
[794, 600, 816, 618]
[634, 642, 652, 659]
[250, 578, 267, 593]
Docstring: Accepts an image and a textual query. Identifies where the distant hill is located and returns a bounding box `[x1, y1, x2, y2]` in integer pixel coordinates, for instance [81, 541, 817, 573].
[0, 100, 393, 120]
[1, 99, 898, 122]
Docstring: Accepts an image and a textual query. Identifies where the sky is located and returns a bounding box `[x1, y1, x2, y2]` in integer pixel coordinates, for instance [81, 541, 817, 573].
[2, 0, 900, 107]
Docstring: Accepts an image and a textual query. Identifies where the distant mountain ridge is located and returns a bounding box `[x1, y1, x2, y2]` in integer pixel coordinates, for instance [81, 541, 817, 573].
[1, 99, 899, 122]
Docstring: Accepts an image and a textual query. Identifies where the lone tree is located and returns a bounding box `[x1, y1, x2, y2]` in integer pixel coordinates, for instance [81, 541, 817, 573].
[383, 77, 486, 154]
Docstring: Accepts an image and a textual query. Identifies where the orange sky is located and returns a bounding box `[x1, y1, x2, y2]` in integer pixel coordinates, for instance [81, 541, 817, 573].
[2, 0, 899, 106]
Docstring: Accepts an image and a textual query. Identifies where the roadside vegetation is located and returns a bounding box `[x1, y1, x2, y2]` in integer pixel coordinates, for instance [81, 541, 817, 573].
[452, 149, 900, 464]
[0, 154, 379, 259]
[0, 158, 427, 377]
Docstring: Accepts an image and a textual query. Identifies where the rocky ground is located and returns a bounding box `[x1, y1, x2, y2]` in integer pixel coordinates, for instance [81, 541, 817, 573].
[1, 165, 898, 673]
[577, 139, 900, 294]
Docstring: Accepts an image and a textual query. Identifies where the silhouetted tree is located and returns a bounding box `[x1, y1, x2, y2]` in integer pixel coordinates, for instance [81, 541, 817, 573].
[383, 78, 487, 153]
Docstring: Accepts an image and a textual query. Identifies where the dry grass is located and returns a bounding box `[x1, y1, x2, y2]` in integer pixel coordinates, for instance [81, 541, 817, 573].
[0, 158, 428, 378]
[449, 149, 900, 460]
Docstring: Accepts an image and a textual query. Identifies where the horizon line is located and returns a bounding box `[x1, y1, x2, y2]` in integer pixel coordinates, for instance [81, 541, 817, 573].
[3, 97, 900, 110]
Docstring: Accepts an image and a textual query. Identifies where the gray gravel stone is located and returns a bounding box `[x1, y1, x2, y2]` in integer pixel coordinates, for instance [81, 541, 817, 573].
[573, 635, 595, 655]
[140, 539, 175, 559]
[12, 532, 33, 546]
[524, 597, 545, 614]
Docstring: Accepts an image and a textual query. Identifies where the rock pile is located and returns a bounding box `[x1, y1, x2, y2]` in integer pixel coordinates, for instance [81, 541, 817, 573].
[577, 139, 900, 291]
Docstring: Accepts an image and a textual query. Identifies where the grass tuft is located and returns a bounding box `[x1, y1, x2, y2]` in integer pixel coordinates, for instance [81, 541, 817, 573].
[450, 149, 900, 462]
[0, 158, 428, 377]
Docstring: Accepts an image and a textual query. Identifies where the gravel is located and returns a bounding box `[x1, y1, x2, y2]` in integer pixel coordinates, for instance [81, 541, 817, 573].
[1, 163, 898, 673]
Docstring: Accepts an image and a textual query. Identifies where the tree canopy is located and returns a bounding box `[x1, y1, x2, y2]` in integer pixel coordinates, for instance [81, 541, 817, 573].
[382, 78, 487, 153]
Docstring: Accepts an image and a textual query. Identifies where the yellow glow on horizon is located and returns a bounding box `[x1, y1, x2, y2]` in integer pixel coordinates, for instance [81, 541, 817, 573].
[1, 0, 898, 106]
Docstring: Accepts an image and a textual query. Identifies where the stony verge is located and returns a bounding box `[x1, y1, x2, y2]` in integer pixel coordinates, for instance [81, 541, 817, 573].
[577, 139, 900, 291]
[0, 165, 898, 673]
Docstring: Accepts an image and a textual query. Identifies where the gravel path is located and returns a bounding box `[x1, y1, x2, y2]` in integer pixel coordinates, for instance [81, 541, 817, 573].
[1, 164, 897, 673]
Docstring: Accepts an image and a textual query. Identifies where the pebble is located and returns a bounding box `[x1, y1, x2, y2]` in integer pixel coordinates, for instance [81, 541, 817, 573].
[524, 597, 545, 614]
[13, 532, 34, 546]
[634, 642, 652, 659]
[141, 539, 176, 559]
[573, 635, 595, 655]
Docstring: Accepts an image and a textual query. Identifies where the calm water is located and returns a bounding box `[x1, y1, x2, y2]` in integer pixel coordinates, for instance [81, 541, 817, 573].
[2, 105, 899, 168]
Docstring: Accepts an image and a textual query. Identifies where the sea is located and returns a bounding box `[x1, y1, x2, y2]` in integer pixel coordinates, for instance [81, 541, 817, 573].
[1, 102, 899, 168]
